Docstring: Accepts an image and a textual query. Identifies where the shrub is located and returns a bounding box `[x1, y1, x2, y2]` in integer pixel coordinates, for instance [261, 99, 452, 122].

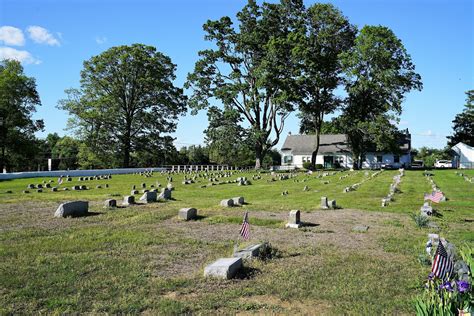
[412, 214, 429, 228]
[315, 164, 323, 170]
[258, 242, 282, 261]
[302, 162, 312, 170]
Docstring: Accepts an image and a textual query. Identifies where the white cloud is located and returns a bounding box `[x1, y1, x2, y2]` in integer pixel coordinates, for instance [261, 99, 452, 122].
[398, 120, 409, 126]
[419, 130, 434, 136]
[0, 26, 25, 46]
[0, 47, 40, 65]
[27, 26, 60, 46]
[95, 36, 107, 44]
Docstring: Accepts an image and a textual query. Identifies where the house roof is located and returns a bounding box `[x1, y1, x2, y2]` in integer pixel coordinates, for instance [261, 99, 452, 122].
[281, 133, 411, 155]
[281, 134, 350, 155]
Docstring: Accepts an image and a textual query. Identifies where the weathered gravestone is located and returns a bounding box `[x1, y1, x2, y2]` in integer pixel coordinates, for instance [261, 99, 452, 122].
[139, 191, 157, 203]
[51, 187, 58, 192]
[232, 197, 245, 206]
[123, 195, 135, 206]
[285, 210, 302, 228]
[131, 190, 138, 195]
[352, 225, 369, 232]
[233, 244, 263, 259]
[54, 201, 89, 218]
[320, 197, 329, 209]
[104, 199, 117, 208]
[420, 202, 433, 216]
[158, 188, 172, 200]
[204, 257, 243, 279]
[220, 199, 234, 207]
[328, 200, 337, 209]
[178, 208, 197, 220]
[27, 184, 35, 189]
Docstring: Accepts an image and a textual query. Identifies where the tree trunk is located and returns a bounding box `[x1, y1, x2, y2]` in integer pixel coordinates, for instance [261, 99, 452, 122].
[254, 142, 264, 170]
[311, 132, 321, 169]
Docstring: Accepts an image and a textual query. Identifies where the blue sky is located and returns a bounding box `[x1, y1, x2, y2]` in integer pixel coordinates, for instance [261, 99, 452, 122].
[1, 0, 473, 150]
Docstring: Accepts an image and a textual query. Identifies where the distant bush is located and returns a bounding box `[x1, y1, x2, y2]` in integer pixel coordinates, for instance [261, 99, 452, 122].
[302, 162, 312, 170]
[315, 164, 323, 170]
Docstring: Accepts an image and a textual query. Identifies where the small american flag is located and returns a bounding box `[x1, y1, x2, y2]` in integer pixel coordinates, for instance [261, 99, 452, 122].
[431, 241, 454, 280]
[425, 191, 444, 203]
[239, 212, 250, 240]
[58, 177, 63, 185]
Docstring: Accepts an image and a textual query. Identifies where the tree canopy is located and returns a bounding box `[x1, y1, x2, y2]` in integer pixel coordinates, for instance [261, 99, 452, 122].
[0, 59, 44, 172]
[293, 3, 356, 168]
[339, 25, 422, 168]
[58, 44, 187, 168]
[186, 0, 301, 169]
[447, 90, 474, 147]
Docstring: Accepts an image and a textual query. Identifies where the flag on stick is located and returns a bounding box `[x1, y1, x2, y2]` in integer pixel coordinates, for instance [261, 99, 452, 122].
[431, 240, 454, 281]
[425, 191, 444, 203]
[58, 177, 63, 185]
[239, 212, 250, 240]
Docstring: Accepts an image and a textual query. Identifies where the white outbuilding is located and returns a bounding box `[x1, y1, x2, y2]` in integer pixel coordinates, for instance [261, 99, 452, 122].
[452, 142, 474, 169]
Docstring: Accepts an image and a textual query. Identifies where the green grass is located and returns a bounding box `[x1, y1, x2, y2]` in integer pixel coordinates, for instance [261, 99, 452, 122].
[0, 169, 473, 314]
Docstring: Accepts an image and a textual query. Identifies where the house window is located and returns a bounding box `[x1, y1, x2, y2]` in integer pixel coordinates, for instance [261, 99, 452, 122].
[302, 156, 311, 163]
[284, 155, 293, 163]
[377, 155, 383, 163]
[394, 155, 400, 163]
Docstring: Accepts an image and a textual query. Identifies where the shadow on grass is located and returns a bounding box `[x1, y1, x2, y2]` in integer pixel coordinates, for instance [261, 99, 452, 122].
[235, 266, 261, 280]
[71, 211, 102, 218]
[302, 222, 320, 227]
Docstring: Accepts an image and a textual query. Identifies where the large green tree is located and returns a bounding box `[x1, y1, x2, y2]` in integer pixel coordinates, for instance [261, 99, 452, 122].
[294, 3, 356, 169]
[186, 0, 301, 169]
[340, 26, 422, 168]
[447, 90, 474, 147]
[0, 59, 44, 172]
[59, 44, 187, 168]
[204, 106, 252, 166]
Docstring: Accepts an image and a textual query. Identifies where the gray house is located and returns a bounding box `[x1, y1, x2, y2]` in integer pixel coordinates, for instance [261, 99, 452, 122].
[280, 131, 412, 169]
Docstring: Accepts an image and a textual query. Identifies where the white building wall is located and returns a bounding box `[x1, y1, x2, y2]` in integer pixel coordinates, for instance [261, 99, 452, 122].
[453, 143, 474, 169]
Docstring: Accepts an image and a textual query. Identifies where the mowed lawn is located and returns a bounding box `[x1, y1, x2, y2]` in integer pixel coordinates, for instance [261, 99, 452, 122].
[0, 169, 473, 314]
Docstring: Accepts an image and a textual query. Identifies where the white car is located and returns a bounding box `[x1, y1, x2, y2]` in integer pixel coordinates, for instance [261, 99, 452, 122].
[434, 160, 452, 168]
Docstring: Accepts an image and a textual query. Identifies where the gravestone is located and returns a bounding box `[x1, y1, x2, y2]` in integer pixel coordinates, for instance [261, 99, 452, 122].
[141, 189, 149, 193]
[204, 257, 242, 279]
[54, 201, 89, 218]
[37, 189, 43, 193]
[96, 185, 102, 189]
[233, 244, 262, 259]
[420, 202, 433, 216]
[45, 183, 51, 188]
[232, 197, 245, 205]
[320, 197, 329, 209]
[37, 184, 43, 189]
[286, 210, 302, 228]
[104, 199, 117, 208]
[220, 199, 234, 207]
[139, 191, 157, 203]
[80, 185, 87, 190]
[178, 208, 197, 220]
[105, 184, 109, 188]
[23, 190, 30, 194]
[328, 200, 337, 209]
[158, 188, 172, 200]
[27, 184, 35, 189]
[131, 190, 138, 195]
[141, 183, 146, 188]
[123, 195, 135, 206]
[51, 187, 58, 192]
[352, 225, 369, 232]
[166, 183, 174, 191]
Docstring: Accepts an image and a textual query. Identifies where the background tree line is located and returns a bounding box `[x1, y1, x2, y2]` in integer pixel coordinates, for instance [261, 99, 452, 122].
[1, 0, 472, 172]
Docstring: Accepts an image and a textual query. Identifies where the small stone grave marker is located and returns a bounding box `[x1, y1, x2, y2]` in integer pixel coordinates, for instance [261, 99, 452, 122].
[178, 208, 197, 220]
[204, 257, 242, 279]
[54, 201, 89, 218]
[285, 210, 301, 228]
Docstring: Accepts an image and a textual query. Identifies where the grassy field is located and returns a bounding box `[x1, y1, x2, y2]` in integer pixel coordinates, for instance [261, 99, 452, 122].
[0, 169, 473, 314]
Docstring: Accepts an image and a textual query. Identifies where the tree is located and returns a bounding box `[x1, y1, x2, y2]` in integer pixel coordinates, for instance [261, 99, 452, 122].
[204, 106, 252, 166]
[185, 0, 301, 169]
[447, 90, 474, 147]
[58, 44, 187, 168]
[294, 3, 356, 168]
[0, 59, 44, 172]
[53, 136, 81, 170]
[340, 26, 422, 168]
